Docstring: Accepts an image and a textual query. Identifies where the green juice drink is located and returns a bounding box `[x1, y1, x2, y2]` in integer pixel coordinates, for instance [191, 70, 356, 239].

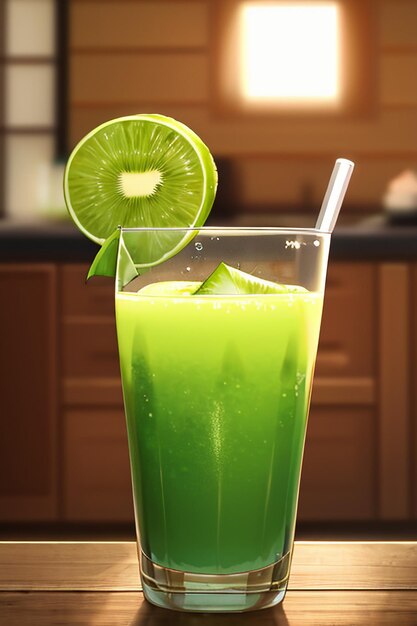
[116, 283, 323, 575]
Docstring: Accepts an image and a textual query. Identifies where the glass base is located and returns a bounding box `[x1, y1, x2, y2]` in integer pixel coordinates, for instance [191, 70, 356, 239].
[140, 550, 291, 613]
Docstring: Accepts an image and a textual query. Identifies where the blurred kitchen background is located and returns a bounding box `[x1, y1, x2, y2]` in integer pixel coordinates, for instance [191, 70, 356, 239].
[1, 0, 417, 540]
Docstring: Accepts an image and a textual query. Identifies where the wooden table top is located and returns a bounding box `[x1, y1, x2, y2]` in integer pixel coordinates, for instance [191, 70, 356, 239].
[0, 541, 416, 624]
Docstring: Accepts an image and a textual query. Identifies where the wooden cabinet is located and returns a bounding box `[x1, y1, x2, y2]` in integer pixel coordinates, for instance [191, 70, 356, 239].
[300, 407, 377, 520]
[315, 263, 377, 378]
[299, 263, 378, 521]
[0, 260, 415, 523]
[0, 265, 58, 520]
[378, 264, 411, 520]
[60, 265, 131, 521]
[300, 262, 413, 521]
[64, 408, 133, 521]
[63, 321, 119, 379]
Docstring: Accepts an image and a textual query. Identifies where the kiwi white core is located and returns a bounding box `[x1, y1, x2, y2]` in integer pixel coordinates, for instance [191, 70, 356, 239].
[118, 171, 162, 198]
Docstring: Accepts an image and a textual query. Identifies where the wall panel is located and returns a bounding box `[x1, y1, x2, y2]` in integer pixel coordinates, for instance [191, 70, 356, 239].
[237, 157, 417, 208]
[380, 0, 417, 48]
[381, 54, 417, 105]
[70, 106, 417, 155]
[71, 53, 208, 105]
[71, 1, 208, 49]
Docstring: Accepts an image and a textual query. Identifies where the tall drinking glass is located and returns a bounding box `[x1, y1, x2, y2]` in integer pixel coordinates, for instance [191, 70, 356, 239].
[115, 227, 330, 612]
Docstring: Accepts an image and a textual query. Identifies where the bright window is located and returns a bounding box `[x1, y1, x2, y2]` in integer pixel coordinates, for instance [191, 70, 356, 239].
[1, 0, 68, 218]
[240, 2, 340, 105]
[212, 0, 379, 116]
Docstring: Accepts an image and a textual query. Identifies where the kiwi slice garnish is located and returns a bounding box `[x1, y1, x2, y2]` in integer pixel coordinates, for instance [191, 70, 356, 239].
[64, 114, 217, 268]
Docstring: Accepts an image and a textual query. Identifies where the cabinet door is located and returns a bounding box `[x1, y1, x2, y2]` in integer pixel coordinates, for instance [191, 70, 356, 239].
[0, 265, 58, 520]
[64, 408, 133, 522]
[299, 406, 377, 520]
[60, 264, 131, 521]
[61, 264, 119, 379]
[60, 264, 115, 317]
[299, 262, 378, 521]
[317, 263, 376, 377]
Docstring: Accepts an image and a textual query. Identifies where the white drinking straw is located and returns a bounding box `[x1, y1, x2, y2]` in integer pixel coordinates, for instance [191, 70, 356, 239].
[315, 158, 355, 232]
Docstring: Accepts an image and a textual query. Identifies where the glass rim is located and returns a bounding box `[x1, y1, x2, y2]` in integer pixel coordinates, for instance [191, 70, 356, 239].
[119, 226, 331, 237]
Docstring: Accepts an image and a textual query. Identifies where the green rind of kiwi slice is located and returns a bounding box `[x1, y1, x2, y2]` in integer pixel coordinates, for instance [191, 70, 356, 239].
[64, 114, 217, 270]
[86, 228, 140, 288]
[195, 262, 307, 295]
[86, 228, 121, 281]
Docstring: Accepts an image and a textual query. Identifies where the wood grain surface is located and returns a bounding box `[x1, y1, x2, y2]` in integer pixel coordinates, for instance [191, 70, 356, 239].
[0, 541, 416, 592]
[1, 542, 416, 625]
[1, 591, 417, 626]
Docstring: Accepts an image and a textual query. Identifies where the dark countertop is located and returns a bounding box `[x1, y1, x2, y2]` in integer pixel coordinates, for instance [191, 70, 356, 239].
[0, 214, 416, 262]
[0, 220, 99, 263]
